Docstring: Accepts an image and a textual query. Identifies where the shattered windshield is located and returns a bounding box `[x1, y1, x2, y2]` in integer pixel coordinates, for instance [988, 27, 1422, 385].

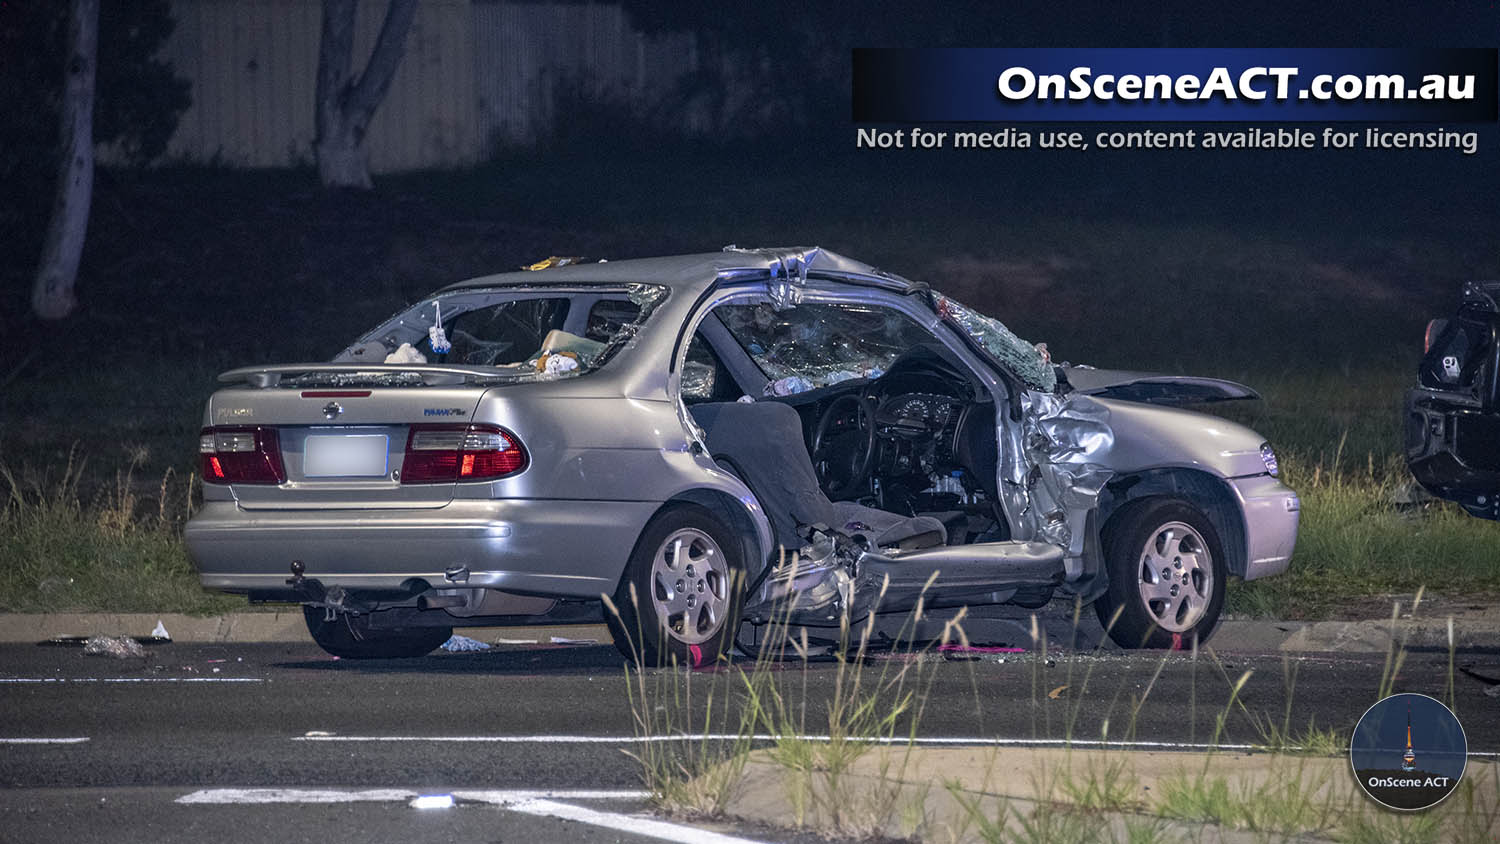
[716, 301, 937, 396]
[934, 294, 1056, 392]
[323, 284, 669, 385]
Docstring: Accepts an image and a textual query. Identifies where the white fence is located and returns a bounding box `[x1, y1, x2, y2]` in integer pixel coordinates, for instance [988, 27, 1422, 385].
[149, 0, 696, 171]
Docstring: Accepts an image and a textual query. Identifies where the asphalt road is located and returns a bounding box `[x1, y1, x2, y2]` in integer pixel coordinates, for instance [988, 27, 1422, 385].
[1, 634, 1496, 843]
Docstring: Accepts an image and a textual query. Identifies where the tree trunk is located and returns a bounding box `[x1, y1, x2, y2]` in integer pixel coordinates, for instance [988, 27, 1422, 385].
[313, 123, 372, 189]
[314, 0, 419, 189]
[31, 0, 99, 320]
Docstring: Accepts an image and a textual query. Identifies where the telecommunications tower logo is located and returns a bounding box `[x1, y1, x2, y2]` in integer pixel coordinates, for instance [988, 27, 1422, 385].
[1351, 693, 1466, 811]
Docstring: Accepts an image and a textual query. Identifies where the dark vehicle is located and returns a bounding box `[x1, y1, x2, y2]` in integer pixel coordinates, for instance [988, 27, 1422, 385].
[1406, 281, 1500, 519]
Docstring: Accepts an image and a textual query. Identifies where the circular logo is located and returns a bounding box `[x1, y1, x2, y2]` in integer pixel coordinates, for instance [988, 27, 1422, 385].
[1350, 693, 1467, 811]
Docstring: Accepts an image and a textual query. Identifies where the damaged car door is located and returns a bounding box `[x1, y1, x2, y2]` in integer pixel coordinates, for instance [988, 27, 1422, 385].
[685, 287, 1101, 630]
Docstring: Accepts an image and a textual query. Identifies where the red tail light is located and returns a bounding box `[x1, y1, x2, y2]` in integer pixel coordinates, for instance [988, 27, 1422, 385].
[199, 427, 285, 485]
[1424, 319, 1443, 353]
[401, 424, 527, 484]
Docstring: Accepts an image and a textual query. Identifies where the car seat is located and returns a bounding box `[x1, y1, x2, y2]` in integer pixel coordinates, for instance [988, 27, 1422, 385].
[688, 401, 946, 552]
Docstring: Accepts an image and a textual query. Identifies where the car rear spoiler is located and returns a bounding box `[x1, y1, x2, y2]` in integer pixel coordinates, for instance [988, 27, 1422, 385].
[217, 364, 513, 388]
[1060, 367, 1259, 406]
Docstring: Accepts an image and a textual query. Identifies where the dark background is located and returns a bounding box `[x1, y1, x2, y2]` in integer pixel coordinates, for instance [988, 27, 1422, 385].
[1, 0, 1497, 548]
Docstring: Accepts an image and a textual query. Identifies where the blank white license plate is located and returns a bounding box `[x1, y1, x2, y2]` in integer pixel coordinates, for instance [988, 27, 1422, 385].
[303, 434, 389, 477]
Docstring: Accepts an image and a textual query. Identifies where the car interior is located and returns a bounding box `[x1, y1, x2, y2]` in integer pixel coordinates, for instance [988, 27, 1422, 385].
[683, 302, 1009, 552]
[418, 294, 644, 367]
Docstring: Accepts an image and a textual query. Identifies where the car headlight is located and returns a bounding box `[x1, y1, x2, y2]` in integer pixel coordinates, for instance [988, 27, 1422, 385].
[1260, 443, 1279, 477]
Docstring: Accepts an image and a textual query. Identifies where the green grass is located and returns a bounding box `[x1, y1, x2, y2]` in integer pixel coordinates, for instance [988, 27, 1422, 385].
[1156, 761, 1341, 837]
[0, 450, 238, 615]
[1226, 448, 1500, 618]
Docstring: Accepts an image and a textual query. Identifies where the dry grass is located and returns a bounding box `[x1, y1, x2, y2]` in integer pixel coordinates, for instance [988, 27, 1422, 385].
[614, 591, 1495, 844]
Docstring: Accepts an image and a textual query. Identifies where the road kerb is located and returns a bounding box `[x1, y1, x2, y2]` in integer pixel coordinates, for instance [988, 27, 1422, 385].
[0, 612, 612, 646]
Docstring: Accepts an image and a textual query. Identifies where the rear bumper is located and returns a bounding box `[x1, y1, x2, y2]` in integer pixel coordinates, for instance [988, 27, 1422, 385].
[1227, 474, 1299, 580]
[185, 498, 659, 599]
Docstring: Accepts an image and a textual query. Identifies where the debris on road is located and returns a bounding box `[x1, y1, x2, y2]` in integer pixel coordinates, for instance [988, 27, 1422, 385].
[938, 644, 1026, 654]
[549, 636, 598, 645]
[82, 636, 147, 659]
[39, 634, 171, 648]
[441, 634, 491, 652]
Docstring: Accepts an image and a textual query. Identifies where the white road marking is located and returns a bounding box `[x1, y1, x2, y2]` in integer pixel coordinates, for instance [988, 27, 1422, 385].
[0, 677, 263, 683]
[508, 798, 768, 843]
[294, 732, 1259, 748]
[178, 788, 418, 804]
[175, 789, 763, 842]
[0, 738, 89, 744]
[290, 733, 1500, 758]
[454, 789, 649, 802]
[176, 788, 645, 805]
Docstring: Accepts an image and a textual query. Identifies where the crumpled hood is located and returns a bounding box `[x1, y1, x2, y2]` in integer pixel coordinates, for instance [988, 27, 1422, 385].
[1061, 367, 1259, 406]
[1092, 397, 1271, 478]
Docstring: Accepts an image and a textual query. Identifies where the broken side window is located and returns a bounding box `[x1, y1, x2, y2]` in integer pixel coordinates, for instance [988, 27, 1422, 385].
[934, 294, 1057, 393]
[681, 331, 738, 403]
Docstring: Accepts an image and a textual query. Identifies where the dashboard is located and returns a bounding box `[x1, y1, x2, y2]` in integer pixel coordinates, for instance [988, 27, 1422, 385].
[874, 393, 963, 439]
[795, 341, 997, 515]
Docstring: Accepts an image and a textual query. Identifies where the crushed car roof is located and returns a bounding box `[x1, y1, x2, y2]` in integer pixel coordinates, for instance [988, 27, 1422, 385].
[439, 246, 922, 295]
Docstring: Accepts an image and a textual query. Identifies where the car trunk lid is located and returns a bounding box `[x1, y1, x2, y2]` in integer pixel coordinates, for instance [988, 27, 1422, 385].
[208, 367, 505, 510]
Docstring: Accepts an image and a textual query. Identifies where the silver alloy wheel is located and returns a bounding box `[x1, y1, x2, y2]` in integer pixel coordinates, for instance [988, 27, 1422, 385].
[1136, 521, 1213, 633]
[649, 527, 730, 645]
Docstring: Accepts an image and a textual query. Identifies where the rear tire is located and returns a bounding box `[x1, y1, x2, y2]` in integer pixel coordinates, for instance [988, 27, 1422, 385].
[303, 606, 452, 659]
[606, 503, 745, 667]
[1094, 497, 1226, 649]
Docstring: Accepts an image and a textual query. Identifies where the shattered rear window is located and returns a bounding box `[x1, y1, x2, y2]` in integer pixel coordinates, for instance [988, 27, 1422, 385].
[716, 302, 935, 396]
[585, 299, 642, 343]
[435, 298, 571, 366]
[935, 294, 1056, 392]
[320, 284, 668, 386]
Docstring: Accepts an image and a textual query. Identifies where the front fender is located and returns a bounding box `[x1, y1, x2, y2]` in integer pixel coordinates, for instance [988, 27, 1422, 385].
[1092, 397, 1270, 478]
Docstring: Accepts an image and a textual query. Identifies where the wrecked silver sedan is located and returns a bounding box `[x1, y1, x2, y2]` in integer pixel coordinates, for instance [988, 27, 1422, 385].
[185, 248, 1298, 660]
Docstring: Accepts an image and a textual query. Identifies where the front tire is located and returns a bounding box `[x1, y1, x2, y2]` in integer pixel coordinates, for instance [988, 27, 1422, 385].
[1095, 497, 1226, 649]
[303, 606, 452, 659]
[606, 503, 745, 667]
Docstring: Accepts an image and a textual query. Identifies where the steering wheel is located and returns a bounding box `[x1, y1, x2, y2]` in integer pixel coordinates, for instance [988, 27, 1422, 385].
[812, 394, 877, 500]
